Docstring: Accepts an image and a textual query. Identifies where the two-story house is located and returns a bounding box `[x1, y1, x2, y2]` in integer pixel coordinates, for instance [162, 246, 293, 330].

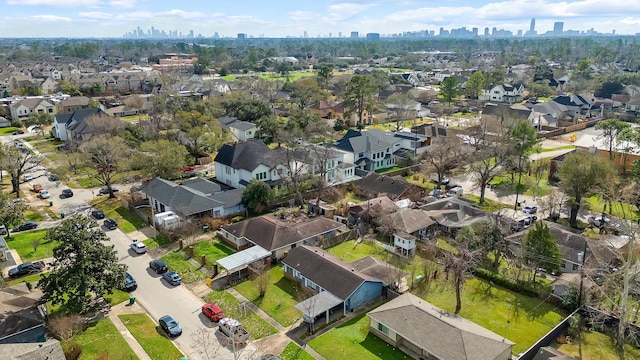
[332, 129, 400, 172]
[52, 108, 123, 144]
[287, 145, 359, 185]
[218, 116, 257, 143]
[479, 83, 525, 104]
[214, 139, 288, 189]
[57, 96, 92, 114]
[9, 98, 56, 121]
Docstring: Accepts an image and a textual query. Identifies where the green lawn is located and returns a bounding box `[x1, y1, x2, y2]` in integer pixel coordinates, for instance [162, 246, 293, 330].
[118, 313, 184, 360]
[203, 290, 278, 339]
[234, 265, 301, 327]
[65, 317, 137, 359]
[539, 145, 576, 153]
[585, 195, 639, 220]
[280, 341, 315, 360]
[160, 252, 207, 284]
[0, 127, 19, 135]
[25, 209, 45, 222]
[417, 277, 565, 354]
[143, 234, 171, 250]
[91, 197, 147, 232]
[121, 114, 149, 122]
[77, 177, 103, 188]
[309, 314, 406, 360]
[326, 239, 387, 263]
[185, 238, 236, 270]
[6, 229, 54, 261]
[105, 289, 133, 306]
[555, 329, 640, 360]
[462, 193, 511, 212]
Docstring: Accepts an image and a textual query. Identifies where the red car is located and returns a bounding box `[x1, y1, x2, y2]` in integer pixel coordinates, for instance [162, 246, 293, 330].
[202, 303, 224, 322]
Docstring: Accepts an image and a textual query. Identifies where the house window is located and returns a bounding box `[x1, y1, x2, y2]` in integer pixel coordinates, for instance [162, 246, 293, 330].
[225, 166, 232, 175]
[377, 323, 388, 335]
[561, 260, 566, 268]
[358, 152, 364, 158]
[572, 263, 579, 271]
[256, 172, 268, 180]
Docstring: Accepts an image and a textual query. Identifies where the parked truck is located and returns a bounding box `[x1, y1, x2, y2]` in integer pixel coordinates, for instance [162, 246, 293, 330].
[218, 318, 249, 345]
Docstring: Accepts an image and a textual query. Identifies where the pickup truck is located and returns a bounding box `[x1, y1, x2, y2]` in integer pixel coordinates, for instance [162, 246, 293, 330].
[218, 318, 249, 345]
[8, 261, 45, 278]
[32, 183, 43, 193]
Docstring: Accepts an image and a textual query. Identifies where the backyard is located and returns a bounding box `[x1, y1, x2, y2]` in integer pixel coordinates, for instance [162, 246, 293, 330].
[234, 265, 302, 327]
[64, 317, 137, 359]
[118, 313, 184, 360]
[203, 289, 278, 339]
[554, 329, 640, 360]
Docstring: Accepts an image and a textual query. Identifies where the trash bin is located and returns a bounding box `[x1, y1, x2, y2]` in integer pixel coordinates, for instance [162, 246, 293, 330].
[202, 225, 209, 233]
[60, 212, 65, 218]
[129, 295, 136, 305]
[48, 200, 53, 207]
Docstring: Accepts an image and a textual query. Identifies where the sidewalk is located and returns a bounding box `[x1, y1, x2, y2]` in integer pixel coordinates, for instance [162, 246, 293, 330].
[109, 302, 152, 360]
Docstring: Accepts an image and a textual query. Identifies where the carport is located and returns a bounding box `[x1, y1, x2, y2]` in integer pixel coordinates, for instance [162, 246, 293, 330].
[216, 245, 272, 284]
[295, 291, 344, 325]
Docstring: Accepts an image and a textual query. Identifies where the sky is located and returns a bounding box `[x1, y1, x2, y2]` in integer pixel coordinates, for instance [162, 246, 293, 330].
[1, 0, 640, 38]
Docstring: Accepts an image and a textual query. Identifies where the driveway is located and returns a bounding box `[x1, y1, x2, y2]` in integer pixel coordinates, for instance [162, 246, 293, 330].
[104, 228, 259, 360]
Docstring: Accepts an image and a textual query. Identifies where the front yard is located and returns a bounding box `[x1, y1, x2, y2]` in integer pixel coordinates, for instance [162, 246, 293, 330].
[203, 290, 278, 339]
[118, 313, 184, 360]
[64, 317, 137, 359]
[90, 197, 147, 233]
[234, 265, 302, 327]
[6, 229, 53, 261]
[184, 238, 236, 270]
[160, 252, 207, 284]
[280, 341, 315, 360]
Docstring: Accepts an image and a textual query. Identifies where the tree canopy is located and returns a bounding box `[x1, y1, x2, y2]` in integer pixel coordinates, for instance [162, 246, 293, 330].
[520, 221, 562, 281]
[343, 75, 378, 127]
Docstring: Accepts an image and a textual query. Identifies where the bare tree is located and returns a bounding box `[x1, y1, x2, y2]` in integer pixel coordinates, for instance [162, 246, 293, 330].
[78, 135, 132, 198]
[124, 94, 146, 121]
[422, 136, 468, 187]
[191, 327, 222, 360]
[445, 226, 482, 314]
[1, 144, 41, 196]
[249, 258, 270, 297]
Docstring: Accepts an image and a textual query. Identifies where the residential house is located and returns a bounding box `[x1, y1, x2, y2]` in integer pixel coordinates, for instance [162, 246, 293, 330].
[57, 96, 92, 114]
[480, 103, 531, 133]
[309, 100, 367, 125]
[39, 77, 57, 94]
[9, 98, 56, 121]
[0, 117, 12, 128]
[506, 221, 589, 274]
[0, 283, 48, 345]
[53, 108, 123, 143]
[8, 74, 34, 95]
[625, 96, 640, 115]
[348, 196, 399, 231]
[479, 83, 525, 104]
[419, 197, 488, 233]
[288, 145, 358, 185]
[218, 116, 257, 142]
[283, 245, 389, 322]
[332, 129, 401, 172]
[368, 292, 514, 360]
[213, 139, 288, 189]
[353, 172, 424, 202]
[375, 209, 437, 253]
[552, 94, 594, 119]
[219, 214, 346, 258]
[432, 70, 453, 83]
[139, 177, 245, 220]
[366, 128, 431, 157]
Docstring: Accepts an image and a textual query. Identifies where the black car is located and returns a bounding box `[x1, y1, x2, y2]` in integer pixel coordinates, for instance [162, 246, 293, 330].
[104, 218, 117, 230]
[48, 174, 59, 181]
[8, 261, 45, 278]
[14, 222, 38, 232]
[98, 187, 119, 195]
[122, 272, 137, 291]
[61, 189, 74, 198]
[159, 315, 182, 337]
[12, 130, 24, 135]
[91, 210, 105, 219]
[149, 259, 168, 274]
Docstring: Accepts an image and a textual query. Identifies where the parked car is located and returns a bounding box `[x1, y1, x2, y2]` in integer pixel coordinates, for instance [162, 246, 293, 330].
[162, 271, 182, 286]
[446, 187, 464, 197]
[149, 259, 168, 274]
[445, 183, 461, 191]
[23, 174, 33, 182]
[48, 173, 59, 181]
[32, 183, 43, 193]
[91, 210, 105, 219]
[14, 222, 38, 232]
[159, 315, 182, 337]
[130, 239, 147, 254]
[104, 218, 117, 230]
[98, 187, 119, 195]
[13, 130, 24, 135]
[429, 188, 444, 197]
[61, 189, 74, 198]
[522, 206, 538, 214]
[0, 225, 7, 235]
[202, 303, 225, 322]
[429, 174, 449, 185]
[218, 318, 249, 345]
[38, 190, 51, 199]
[8, 261, 45, 278]
[122, 272, 137, 291]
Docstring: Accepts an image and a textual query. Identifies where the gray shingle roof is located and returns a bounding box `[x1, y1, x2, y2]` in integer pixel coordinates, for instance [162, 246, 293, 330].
[354, 172, 414, 200]
[214, 139, 283, 172]
[368, 293, 513, 360]
[333, 129, 399, 154]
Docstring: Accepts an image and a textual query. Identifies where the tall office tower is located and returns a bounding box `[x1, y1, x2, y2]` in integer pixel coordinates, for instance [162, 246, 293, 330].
[237, 33, 246, 39]
[553, 22, 564, 34]
[530, 18, 535, 33]
[338, 31, 342, 38]
[472, 27, 478, 36]
[350, 31, 359, 38]
[484, 27, 490, 36]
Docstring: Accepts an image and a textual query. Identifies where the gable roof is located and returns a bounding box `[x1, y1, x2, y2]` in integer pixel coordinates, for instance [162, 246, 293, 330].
[9, 98, 53, 109]
[419, 197, 487, 229]
[64, 108, 111, 134]
[506, 221, 589, 264]
[282, 245, 383, 299]
[214, 139, 282, 172]
[376, 208, 436, 234]
[222, 214, 344, 251]
[368, 293, 513, 360]
[333, 129, 399, 154]
[354, 172, 414, 200]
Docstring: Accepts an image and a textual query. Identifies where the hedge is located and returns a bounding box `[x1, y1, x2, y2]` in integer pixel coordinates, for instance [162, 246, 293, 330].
[471, 267, 553, 298]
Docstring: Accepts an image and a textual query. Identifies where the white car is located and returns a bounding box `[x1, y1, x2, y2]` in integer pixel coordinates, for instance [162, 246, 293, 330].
[23, 174, 34, 182]
[38, 190, 51, 199]
[130, 239, 147, 254]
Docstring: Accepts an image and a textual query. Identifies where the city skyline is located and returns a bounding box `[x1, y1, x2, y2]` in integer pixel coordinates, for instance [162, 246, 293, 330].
[1, 0, 640, 38]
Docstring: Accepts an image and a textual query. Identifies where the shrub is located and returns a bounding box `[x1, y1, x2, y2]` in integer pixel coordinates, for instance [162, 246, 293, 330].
[62, 341, 83, 360]
[48, 315, 86, 340]
[471, 267, 552, 298]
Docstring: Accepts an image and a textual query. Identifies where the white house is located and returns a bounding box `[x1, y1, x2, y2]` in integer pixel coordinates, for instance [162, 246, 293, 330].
[479, 83, 525, 104]
[332, 129, 400, 172]
[218, 116, 257, 142]
[9, 98, 56, 121]
[213, 139, 288, 189]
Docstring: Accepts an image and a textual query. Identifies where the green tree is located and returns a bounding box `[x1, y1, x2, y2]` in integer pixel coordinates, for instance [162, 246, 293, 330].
[257, 116, 285, 144]
[20, 84, 43, 96]
[533, 63, 554, 82]
[175, 110, 227, 159]
[286, 77, 328, 110]
[595, 118, 630, 162]
[446, 226, 482, 314]
[465, 71, 485, 99]
[558, 151, 612, 228]
[139, 139, 189, 179]
[78, 135, 131, 198]
[26, 112, 53, 137]
[0, 193, 26, 238]
[241, 179, 273, 214]
[222, 96, 272, 123]
[343, 75, 378, 127]
[509, 121, 539, 210]
[439, 76, 461, 105]
[0, 145, 41, 196]
[574, 59, 593, 79]
[317, 65, 333, 88]
[519, 221, 562, 281]
[37, 217, 127, 314]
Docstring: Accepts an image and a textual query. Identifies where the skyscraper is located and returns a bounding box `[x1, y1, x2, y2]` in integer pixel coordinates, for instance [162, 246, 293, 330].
[553, 22, 564, 34]
[529, 18, 535, 33]
[350, 31, 359, 39]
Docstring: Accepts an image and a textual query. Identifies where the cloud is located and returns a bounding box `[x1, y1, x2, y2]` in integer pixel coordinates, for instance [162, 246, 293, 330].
[109, 0, 136, 9]
[7, 0, 101, 6]
[31, 15, 73, 21]
[288, 11, 315, 22]
[79, 9, 208, 22]
[328, 3, 375, 21]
